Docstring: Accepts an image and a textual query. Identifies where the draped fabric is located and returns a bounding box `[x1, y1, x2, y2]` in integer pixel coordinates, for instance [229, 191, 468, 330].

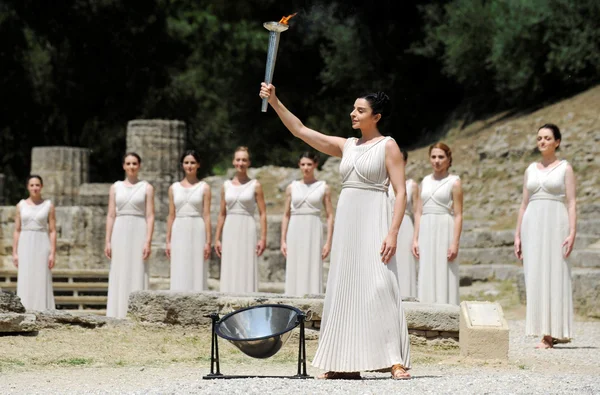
[170, 181, 208, 291]
[312, 137, 411, 372]
[106, 181, 149, 318]
[219, 180, 258, 293]
[522, 160, 572, 340]
[17, 199, 55, 311]
[285, 180, 326, 296]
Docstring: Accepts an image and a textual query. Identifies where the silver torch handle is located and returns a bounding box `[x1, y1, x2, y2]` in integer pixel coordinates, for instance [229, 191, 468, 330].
[262, 31, 281, 112]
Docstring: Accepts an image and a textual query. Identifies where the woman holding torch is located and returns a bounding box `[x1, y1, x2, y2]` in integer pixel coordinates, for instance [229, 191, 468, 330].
[259, 83, 411, 379]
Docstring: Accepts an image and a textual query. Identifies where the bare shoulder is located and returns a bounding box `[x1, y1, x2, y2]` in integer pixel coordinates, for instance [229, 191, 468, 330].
[254, 180, 263, 190]
[146, 182, 155, 193]
[452, 176, 463, 190]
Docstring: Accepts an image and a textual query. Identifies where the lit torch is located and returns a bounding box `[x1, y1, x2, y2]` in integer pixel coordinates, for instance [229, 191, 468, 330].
[261, 13, 297, 112]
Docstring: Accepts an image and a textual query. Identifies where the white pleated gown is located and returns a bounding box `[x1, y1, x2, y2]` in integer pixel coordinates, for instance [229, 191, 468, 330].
[106, 181, 150, 318]
[312, 137, 411, 372]
[417, 174, 460, 305]
[219, 180, 258, 293]
[16, 199, 55, 311]
[170, 181, 208, 291]
[522, 160, 572, 340]
[388, 180, 417, 298]
[285, 180, 326, 296]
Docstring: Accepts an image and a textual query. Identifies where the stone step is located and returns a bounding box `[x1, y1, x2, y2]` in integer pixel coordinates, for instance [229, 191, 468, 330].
[578, 219, 600, 236]
[570, 248, 600, 268]
[575, 234, 600, 249]
[517, 267, 600, 318]
[460, 264, 522, 283]
[459, 247, 517, 265]
[460, 230, 514, 249]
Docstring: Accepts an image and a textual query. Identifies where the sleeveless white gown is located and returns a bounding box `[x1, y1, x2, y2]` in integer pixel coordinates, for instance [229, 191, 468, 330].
[106, 181, 149, 318]
[17, 199, 55, 311]
[219, 180, 258, 293]
[388, 180, 417, 298]
[170, 181, 208, 291]
[522, 160, 573, 340]
[417, 174, 460, 305]
[312, 137, 411, 372]
[285, 180, 326, 296]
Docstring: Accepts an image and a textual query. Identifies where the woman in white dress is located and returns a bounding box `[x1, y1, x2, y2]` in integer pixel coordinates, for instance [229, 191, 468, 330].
[12, 175, 56, 311]
[412, 143, 463, 305]
[281, 151, 334, 296]
[214, 147, 267, 293]
[388, 148, 419, 298]
[105, 153, 155, 318]
[514, 124, 576, 349]
[260, 83, 411, 379]
[166, 150, 211, 291]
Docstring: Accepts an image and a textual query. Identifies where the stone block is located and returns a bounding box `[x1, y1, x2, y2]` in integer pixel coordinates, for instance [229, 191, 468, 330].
[572, 269, 600, 318]
[0, 312, 39, 333]
[0, 291, 26, 313]
[459, 301, 509, 360]
[77, 183, 111, 207]
[31, 146, 90, 206]
[402, 301, 459, 332]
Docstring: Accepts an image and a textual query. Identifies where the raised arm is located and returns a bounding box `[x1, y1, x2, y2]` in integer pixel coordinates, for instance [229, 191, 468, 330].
[322, 184, 334, 260]
[255, 181, 267, 257]
[203, 184, 212, 260]
[48, 203, 57, 269]
[563, 164, 577, 258]
[104, 184, 117, 259]
[12, 203, 21, 268]
[214, 185, 226, 258]
[514, 171, 530, 261]
[165, 185, 175, 259]
[260, 83, 346, 158]
[381, 139, 407, 264]
[448, 179, 463, 262]
[280, 184, 292, 258]
[143, 184, 155, 260]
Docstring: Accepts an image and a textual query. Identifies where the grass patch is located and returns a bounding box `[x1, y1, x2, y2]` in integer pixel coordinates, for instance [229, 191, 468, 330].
[56, 358, 93, 366]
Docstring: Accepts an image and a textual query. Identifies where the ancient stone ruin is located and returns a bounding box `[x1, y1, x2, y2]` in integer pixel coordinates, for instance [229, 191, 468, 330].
[0, 119, 599, 319]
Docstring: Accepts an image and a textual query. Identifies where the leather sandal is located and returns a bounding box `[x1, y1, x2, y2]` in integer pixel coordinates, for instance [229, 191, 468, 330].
[318, 371, 361, 380]
[391, 364, 411, 380]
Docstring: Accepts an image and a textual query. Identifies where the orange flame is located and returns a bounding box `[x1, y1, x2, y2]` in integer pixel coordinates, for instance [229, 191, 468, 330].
[278, 12, 297, 25]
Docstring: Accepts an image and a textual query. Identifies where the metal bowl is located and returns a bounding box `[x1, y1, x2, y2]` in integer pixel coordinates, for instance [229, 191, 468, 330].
[216, 304, 303, 359]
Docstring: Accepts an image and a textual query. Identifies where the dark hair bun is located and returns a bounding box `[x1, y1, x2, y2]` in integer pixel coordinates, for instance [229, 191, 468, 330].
[375, 92, 390, 106]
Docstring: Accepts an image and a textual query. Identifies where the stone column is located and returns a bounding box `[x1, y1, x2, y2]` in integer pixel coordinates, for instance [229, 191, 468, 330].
[30, 147, 90, 206]
[125, 120, 185, 219]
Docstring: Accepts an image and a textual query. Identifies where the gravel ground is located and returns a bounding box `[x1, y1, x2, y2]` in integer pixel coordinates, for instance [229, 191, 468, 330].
[1, 320, 599, 394]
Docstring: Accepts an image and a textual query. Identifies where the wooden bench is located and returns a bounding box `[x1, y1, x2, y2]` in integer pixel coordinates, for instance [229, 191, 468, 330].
[0, 269, 109, 314]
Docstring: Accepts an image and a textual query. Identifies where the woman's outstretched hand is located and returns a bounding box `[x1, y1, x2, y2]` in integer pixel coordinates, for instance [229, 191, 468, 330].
[259, 82, 277, 105]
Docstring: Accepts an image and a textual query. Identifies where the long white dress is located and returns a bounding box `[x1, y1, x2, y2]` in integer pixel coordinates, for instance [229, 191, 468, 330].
[170, 181, 208, 291]
[417, 174, 460, 305]
[522, 160, 572, 340]
[106, 181, 149, 318]
[219, 180, 258, 293]
[388, 180, 417, 298]
[312, 137, 411, 372]
[285, 180, 326, 296]
[16, 199, 55, 311]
